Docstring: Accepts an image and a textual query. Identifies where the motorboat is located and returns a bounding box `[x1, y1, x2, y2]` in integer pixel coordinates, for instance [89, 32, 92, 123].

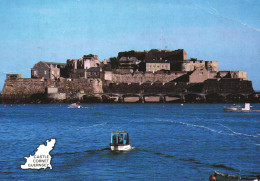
[223, 103, 251, 112]
[110, 131, 131, 151]
[224, 104, 243, 112]
[68, 103, 82, 109]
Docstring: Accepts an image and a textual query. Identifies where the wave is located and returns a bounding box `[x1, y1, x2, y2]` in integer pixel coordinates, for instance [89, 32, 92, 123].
[77, 123, 107, 130]
[210, 163, 237, 172]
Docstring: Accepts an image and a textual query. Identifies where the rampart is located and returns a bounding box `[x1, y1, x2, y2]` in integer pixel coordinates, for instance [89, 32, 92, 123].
[104, 82, 203, 94]
[0, 77, 103, 103]
[0, 77, 257, 103]
[103, 79, 254, 95]
[107, 71, 186, 84]
[203, 78, 254, 94]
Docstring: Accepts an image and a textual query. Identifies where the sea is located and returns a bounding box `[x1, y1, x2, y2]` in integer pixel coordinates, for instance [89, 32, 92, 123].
[0, 103, 259, 180]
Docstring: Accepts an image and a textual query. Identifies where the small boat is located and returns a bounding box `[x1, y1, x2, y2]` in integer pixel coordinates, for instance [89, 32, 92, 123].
[110, 131, 131, 151]
[68, 103, 82, 109]
[210, 171, 260, 181]
[224, 103, 251, 112]
[224, 104, 243, 112]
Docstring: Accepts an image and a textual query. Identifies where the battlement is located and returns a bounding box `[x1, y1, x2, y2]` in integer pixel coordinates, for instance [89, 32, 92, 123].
[6, 74, 22, 80]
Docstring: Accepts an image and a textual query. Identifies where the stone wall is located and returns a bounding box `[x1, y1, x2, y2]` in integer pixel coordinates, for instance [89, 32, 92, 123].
[6, 74, 22, 80]
[218, 71, 247, 80]
[1, 78, 103, 96]
[105, 82, 203, 94]
[145, 49, 187, 61]
[1, 78, 45, 95]
[189, 68, 217, 83]
[179, 60, 219, 72]
[104, 78, 255, 96]
[203, 79, 254, 94]
[107, 71, 186, 84]
[117, 49, 187, 61]
[45, 78, 103, 94]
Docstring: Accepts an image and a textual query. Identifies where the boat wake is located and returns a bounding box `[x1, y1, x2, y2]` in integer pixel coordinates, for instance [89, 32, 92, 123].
[52, 147, 258, 176]
[52, 147, 136, 157]
[132, 147, 241, 173]
[154, 118, 259, 138]
[216, 123, 259, 138]
[178, 121, 259, 138]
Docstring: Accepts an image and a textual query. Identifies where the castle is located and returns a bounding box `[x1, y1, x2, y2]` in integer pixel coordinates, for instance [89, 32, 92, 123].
[0, 49, 257, 103]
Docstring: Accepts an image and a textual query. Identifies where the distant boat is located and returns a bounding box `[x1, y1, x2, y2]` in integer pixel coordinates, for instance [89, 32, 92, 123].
[224, 103, 253, 112]
[210, 171, 259, 181]
[110, 131, 131, 151]
[68, 103, 82, 109]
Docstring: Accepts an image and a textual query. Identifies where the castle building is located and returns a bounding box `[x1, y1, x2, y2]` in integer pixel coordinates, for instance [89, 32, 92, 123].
[66, 54, 100, 78]
[118, 57, 140, 69]
[31, 61, 66, 80]
[146, 60, 170, 72]
[86, 67, 102, 78]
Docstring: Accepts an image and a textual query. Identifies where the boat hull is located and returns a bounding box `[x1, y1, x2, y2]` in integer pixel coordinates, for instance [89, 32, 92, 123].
[214, 171, 259, 181]
[110, 145, 131, 151]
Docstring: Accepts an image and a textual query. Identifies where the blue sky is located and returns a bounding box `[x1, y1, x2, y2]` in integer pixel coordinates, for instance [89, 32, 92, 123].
[0, 0, 260, 91]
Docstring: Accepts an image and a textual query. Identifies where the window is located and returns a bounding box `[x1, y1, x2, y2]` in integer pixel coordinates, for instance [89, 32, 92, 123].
[44, 70, 47, 75]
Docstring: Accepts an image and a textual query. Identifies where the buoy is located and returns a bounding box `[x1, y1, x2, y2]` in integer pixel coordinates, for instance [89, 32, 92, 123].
[181, 104, 183, 106]
[209, 175, 216, 181]
[3, 105, 7, 108]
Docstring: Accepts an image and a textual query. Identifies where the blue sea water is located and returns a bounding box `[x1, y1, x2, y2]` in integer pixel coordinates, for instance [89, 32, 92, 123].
[0, 103, 259, 180]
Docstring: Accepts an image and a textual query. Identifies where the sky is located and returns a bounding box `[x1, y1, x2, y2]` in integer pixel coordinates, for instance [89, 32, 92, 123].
[0, 0, 260, 91]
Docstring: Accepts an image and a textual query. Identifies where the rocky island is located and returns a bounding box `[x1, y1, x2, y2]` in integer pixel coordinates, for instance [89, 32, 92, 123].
[0, 49, 259, 103]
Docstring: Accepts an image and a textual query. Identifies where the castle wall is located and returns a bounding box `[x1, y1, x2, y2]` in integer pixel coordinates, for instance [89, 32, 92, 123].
[218, 71, 248, 80]
[105, 82, 203, 94]
[179, 60, 219, 72]
[189, 69, 217, 83]
[107, 71, 186, 84]
[203, 79, 254, 94]
[1, 78, 45, 95]
[1, 78, 103, 96]
[45, 79, 103, 94]
[117, 49, 187, 61]
[145, 49, 187, 61]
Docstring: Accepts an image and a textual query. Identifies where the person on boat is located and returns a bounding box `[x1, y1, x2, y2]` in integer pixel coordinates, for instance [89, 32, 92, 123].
[112, 135, 117, 144]
[118, 134, 123, 144]
[208, 175, 216, 181]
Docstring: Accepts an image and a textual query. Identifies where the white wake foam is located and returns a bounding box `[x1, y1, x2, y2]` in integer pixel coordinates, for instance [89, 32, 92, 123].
[177, 121, 259, 138]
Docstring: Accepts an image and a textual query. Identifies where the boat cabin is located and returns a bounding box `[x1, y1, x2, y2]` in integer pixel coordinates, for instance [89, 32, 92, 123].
[110, 131, 130, 146]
